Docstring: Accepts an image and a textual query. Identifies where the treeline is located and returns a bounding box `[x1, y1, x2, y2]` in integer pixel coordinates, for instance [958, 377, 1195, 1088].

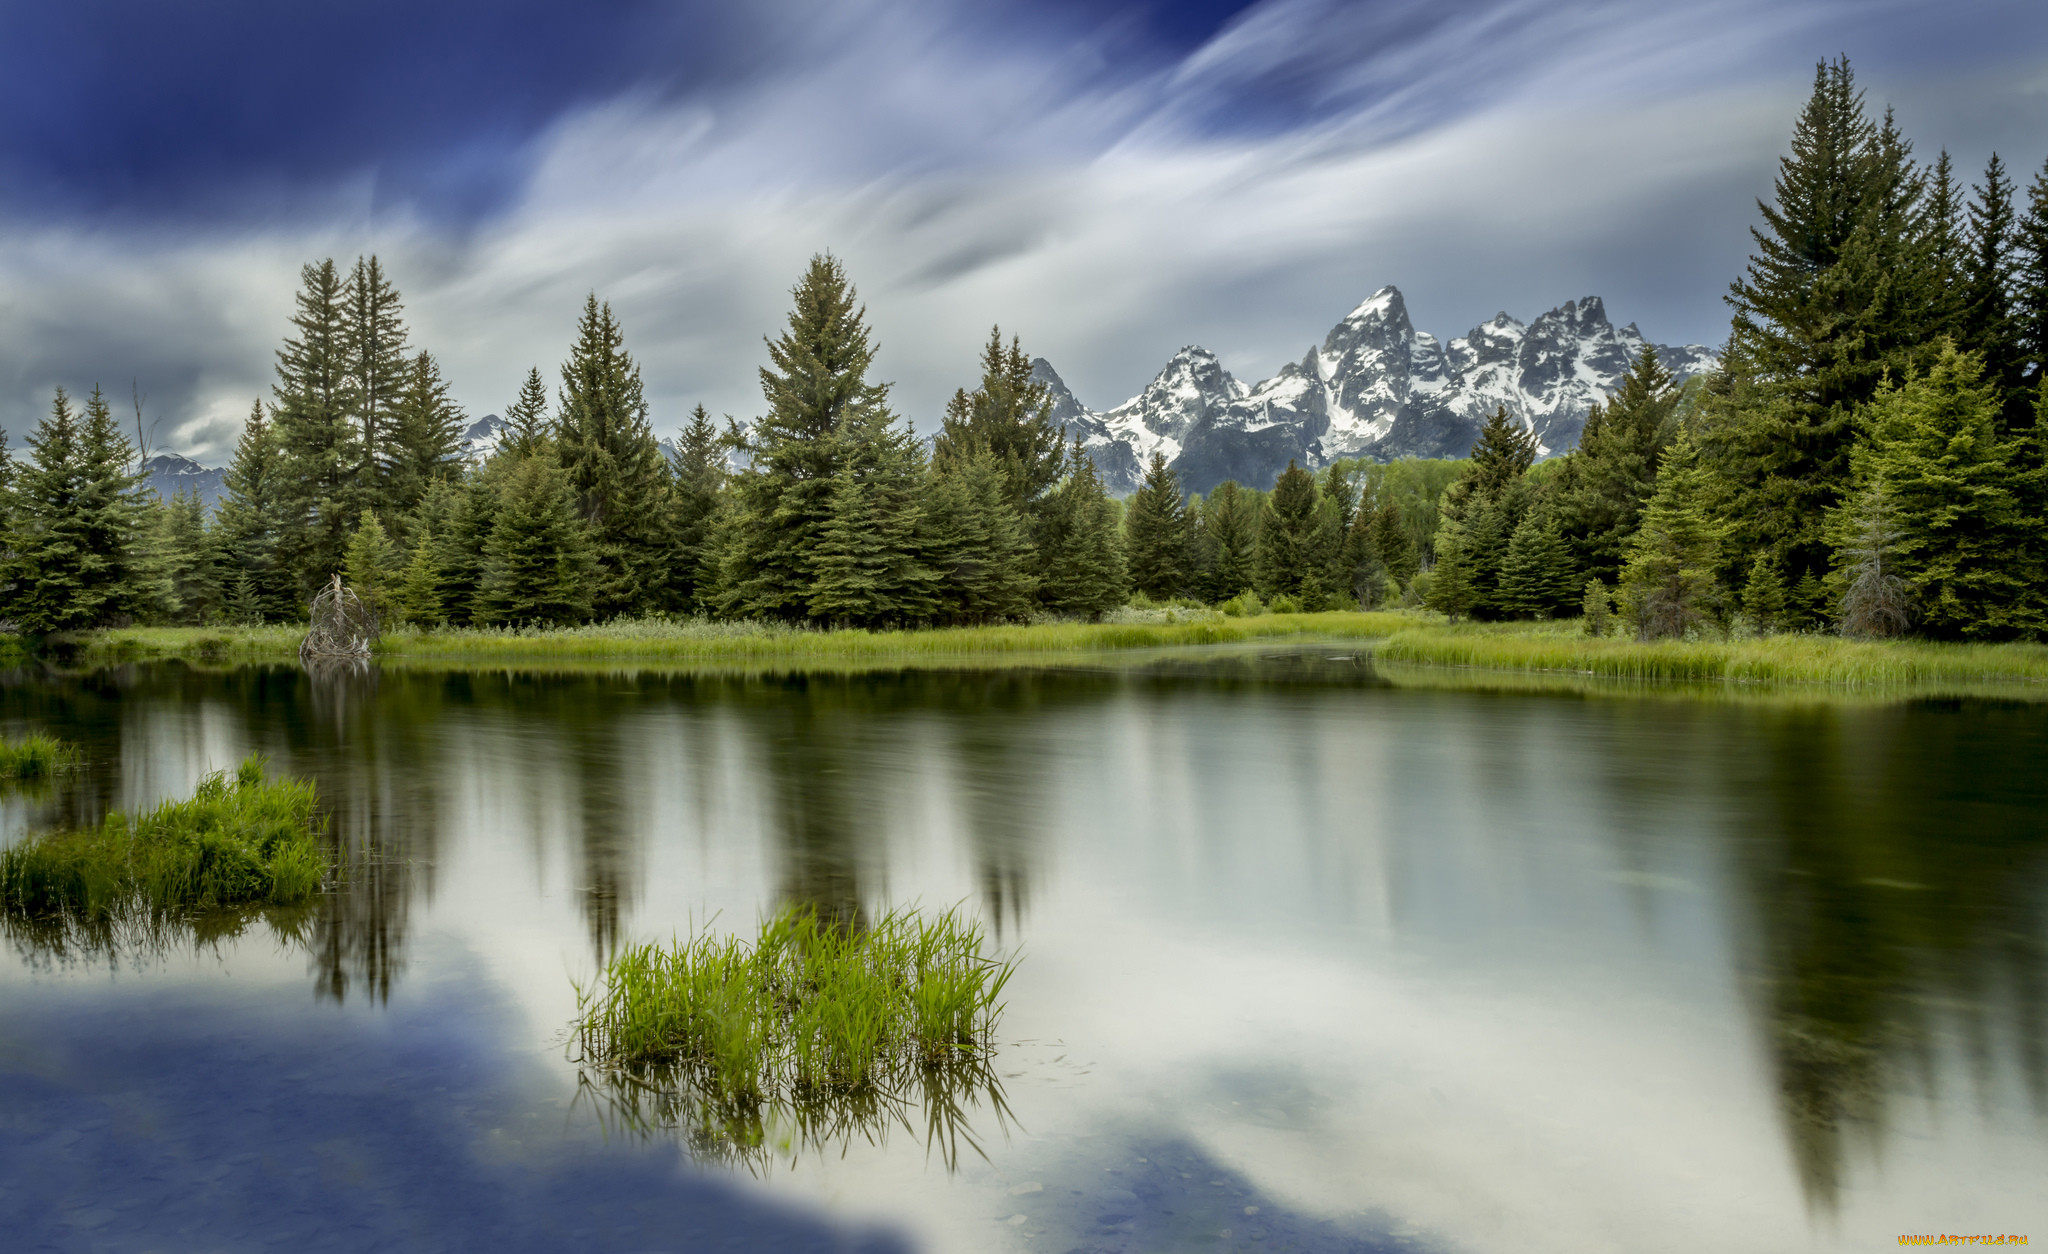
[1418, 56, 2048, 640]
[0, 253, 1458, 635]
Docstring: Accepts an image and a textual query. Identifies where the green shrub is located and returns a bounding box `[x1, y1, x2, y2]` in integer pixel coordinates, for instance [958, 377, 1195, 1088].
[1219, 591, 1266, 617]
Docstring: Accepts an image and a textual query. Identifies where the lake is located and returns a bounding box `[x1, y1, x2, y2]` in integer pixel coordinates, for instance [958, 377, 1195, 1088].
[3, 649, 2044, 1253]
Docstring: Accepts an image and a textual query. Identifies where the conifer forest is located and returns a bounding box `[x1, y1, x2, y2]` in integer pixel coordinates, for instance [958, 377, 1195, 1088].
[2, 59, 2044, 646]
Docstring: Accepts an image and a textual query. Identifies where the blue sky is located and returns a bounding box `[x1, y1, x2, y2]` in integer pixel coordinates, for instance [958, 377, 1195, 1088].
[3, 0, 2047, 461]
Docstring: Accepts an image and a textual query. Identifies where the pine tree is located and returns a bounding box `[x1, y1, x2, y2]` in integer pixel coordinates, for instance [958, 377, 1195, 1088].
[808, 427, 938, 628]
[1962, 154, 2029, 431]
[1557, 347, 1677, 585]
[933, 327, 1065, 510]
[663, 403, 725, 614]
[396, 524, 445, 627]
[1315, 464, 1359, 608]
[1851, 344, 2033, 638]
[1921, 150, 1969, 353]
[215, 399, 297, 621]
[1369, 497, 1419, 586]
[8, 387, 149, 633]
[501, 367, 553, 459]
[145, 490, 220, 625]
[341, 255, 410, 511]
[386, 351, 466, 517]
[1619, 431, 1724, 639]
[272, 259, 359, 591]
[557, 294, 667, 617]
[1123, 452, 1189, 600]
[924, 451, 1035, 624]
[1581, 578, 1613, 637]
[479, 454, 595, 626]
[1254, 461, 1322, 602]
[2017, 157, 2048, 393]
[1199, 480, 1256, 602]
[1035, 439, 1126, 618]
[343, 510, 401, 623]
[414, 476, 493, 627]
[1741, 553, 1791, 634]
[719, 256, 897, 621]
[1829, 474, 1912, 638]
[1426, 515, 1478, 621]
[1338, 500, 1388, 609]
[1498, 512, 1577, 619]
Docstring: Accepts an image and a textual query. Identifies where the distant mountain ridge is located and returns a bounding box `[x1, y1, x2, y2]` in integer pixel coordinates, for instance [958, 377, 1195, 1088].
[141, 453, 227, 509]
[1036, 285, 1716, 496]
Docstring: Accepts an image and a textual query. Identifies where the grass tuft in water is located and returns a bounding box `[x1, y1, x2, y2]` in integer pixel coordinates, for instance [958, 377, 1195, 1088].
[0, 755, 329, 923]
[576, 905, 1016, 1166]
[0, 733, 80, 781]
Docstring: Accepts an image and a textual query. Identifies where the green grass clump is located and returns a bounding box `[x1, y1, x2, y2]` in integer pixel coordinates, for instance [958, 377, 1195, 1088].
[1373, 620, 2048, 690]
[580, 905, 1015, 1105]
[0, 733, 79, 781]
[0, 755, 328, 922]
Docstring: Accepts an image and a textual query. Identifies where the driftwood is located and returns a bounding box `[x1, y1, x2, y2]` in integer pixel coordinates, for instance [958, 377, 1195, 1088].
[300, 575, 378, 661]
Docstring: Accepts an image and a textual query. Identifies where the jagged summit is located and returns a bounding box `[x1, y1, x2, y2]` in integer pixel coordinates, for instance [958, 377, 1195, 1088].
[1039, 286, 1716, 496]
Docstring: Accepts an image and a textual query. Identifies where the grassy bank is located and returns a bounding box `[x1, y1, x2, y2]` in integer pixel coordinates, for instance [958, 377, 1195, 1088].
[0, 756, 327, 921]
[1374, 621, 2048, 689]
[65, 611, 1410, 669]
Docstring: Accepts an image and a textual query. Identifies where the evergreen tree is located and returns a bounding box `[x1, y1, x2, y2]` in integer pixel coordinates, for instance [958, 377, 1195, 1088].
[1199, 480, 1256, 602]
[2017, 157, 2048, 393]
[1498, 512, 1577, 619]
[343, 509, 401, 623]
[479, 454, 594, 626]
[1922, 151, 1969, 354]
[1338, 501, 1388, 609]
[923, 451, 1035, 624]
[1123, 452, 1189, 599]
[557, 294, 667, 617]
[1035, 439, 1126, 618]
[1426, 514, 1479, 621]
[386, 351, 466, 517]
[1254, 461, 1322, 603]
[1851, 344, 2034, 638]
[1581, 578, 1613, 637]
[8, 387, 149, 633]
[1741, 554, 1791, 634]
[272, 259, 359, 590]
[932, 327, 1065, 510]
[215, 399, 297, 621]
[1619, 431, 1724, 639]
[1314, 465, 1359, 608]
[663, 404, 725, 613]
[145, 490, 220, 625]
[719, 256, 897, 621]
[1829, 474, 1912, 638]
[414, 476, 493, 627]
[808, 427, 938, 628]
[396, 525, 445, 627]
[1557, 347, 1677, 585]
[1369, 497, 1419, 586]
[341, 255, 410, 510]
[501, 367, 553, 459]
[1962, 154, 2028, 430]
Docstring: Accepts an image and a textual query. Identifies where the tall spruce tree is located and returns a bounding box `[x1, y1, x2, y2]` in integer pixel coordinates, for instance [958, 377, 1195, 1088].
[2017, 157, 2048, 393]
[1962, 154, 2029, 430]
[142, 490, 220, 625]
[1254, 461, 1323, 603]
[1369, 498, 1419, 586]
[1922, 150, 1969, 351]
[386, 351, 466, 518]
[1558, 347, 1678, 585]
[1035, 439, 1126, 619]
[1498, 512, 1578, 619]
[1850, 344, 2034, 638]
[479, 453, 595, 626]
[663, 404, 725, 614]
[8, 387, 149, 633]
[719, 256, 898, 621]
[557, 294, 667, 617]
[933, 327, 1065, 511]
[808, 426, 938, 628]
[1619, 431, 1724, 639]
[341, 256, 410, 510]
[1199, 480, 1256, 602]
[1124, 452, 1190, 600]
[273, 259, 358, 590]
[923, 451, 1035, 625]
[215, 399, 297, 621]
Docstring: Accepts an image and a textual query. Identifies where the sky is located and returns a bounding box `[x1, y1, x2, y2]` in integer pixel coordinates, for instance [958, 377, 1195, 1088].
[3, 0, 2047, 464]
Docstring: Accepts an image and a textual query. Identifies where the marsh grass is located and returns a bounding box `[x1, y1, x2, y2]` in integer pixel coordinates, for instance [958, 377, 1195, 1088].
[576, 905, 1017, 1168]
[0, 756, 329, 928]
[1373, 621, 2048, 691]
[0, 732, 79, 781]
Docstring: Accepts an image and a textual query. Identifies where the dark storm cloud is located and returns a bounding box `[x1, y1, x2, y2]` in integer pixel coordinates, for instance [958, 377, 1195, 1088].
[3, 0, 2047, 463]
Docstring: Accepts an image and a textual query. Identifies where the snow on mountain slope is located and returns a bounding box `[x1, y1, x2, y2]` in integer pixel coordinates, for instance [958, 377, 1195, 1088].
[1042, 286, 1717, 496]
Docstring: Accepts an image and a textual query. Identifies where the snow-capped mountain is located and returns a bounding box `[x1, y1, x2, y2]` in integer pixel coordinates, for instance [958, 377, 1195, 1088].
[459, 413, 506, 463]
[141, 453, 227, 509]
[1038, 286, 1716, 496]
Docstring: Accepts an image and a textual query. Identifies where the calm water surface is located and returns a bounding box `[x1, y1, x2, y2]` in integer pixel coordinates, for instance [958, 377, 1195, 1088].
[2, 650, 2045, 1253]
